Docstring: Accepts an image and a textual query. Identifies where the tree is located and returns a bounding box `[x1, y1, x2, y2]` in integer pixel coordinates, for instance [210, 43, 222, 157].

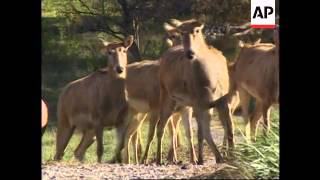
[47, 0, 197, 62]
[51, 0, 141, 62]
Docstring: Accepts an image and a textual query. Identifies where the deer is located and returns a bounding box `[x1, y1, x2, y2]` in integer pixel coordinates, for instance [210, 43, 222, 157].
[228, 26, 279, 142]
[118, 23, 197, 164]
[42, 99, 48, 136]
[119, 60, 196, 164]
[54, 36, 134, 163]
[165, 22, 242, 150]
[165, 21, 231, 147]
[156, 19, 235, 165]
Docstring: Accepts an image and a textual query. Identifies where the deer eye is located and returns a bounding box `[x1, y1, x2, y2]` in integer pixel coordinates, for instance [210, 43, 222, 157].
[123, 50, 126, 53]
[196, 29, 200, 33]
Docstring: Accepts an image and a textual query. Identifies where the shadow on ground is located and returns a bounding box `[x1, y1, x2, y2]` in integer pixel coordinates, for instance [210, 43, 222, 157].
[189, 165, 246, 179]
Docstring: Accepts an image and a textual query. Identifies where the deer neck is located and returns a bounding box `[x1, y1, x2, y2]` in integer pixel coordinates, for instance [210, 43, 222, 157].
[107, 66, 129, 102]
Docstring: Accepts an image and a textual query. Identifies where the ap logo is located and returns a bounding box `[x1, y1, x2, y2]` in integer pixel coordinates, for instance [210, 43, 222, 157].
[251, 0, 275, 28]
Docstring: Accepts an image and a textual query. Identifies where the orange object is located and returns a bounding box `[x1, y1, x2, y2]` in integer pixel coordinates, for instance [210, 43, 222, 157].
[42, 99, 48, 128]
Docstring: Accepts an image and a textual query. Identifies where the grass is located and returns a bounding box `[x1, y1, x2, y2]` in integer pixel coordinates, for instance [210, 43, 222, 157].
[42, 121, 192, 164]
[212, 106, 279, 179]
[233, 107, 279, 179]
[42, 107, 279, 179]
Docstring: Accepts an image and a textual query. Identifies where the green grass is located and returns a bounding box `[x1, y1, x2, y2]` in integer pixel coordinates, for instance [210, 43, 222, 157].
[234, 107, 279, 179]
[215, 106, 279, 179]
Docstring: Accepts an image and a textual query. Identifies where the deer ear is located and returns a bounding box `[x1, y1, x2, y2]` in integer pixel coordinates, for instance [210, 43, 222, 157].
[170, 19, 183, 27]
[101, 41, 110, 46]
[98, 37, 110, 54]
[98, 37, 110, 47]
[165, 38, 173, 47]
[164, 22, 175, 31]
[199, 23, 204, 30]
[124, 35, 134, 49]
[164, 23, 181, 34]
[254, 38, 261, 45]
[239, 40, 244, 48]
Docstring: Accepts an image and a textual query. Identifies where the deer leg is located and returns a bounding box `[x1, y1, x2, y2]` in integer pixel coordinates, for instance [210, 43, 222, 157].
[172, 113, 181, 148]
[156, 89, 176, 165]
[54, 124, 75, 161]
[262, 103, 272, 136]
[181, 107, 198, 164]
[131, 113, 146, 164]
[197, 108, 223, 164]
[123, 111, 146, 164]
[222, 91, 239, 149]
[110, 106, 130, 163]
[137, 129, 143, 161]
[140, 112, 158, 164]
[131, 131, 139, 164]
[216, 97, 235, 152]
[95, 126, 104, 163]
[74, 129, 95, 162]
[136, 114, 146, 162]
[108, 127, 125, 163]
[167, 117, 178, 164]
[238, 88, 251, 142]
[250, 102, 263, 142]
[194, 109, 204, 165]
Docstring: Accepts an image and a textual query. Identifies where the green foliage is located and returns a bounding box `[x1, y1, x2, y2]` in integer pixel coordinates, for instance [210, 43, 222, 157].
[192, 0, 251, 25]
[233, 107, 279, 179]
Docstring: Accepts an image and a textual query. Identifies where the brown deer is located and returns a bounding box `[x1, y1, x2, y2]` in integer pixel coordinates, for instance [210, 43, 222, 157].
[120, 59, 196, 164]
[119, 25, 197, 164]
[54, 30, 194, 165]
[229, 28, 279, 141]
[64, 32, 195, 164]
[156, 19, 235, 165]
[165, 22, 241, 149]
[54, 36, 134, 163]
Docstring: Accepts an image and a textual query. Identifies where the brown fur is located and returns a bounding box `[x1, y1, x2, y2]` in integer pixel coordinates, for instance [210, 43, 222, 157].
[120, 60, 161, 164]
[156, 19, 235, 164]
[121, 60, 197, 164]
[54, 36, 134, 163]
[120, 24, 200, 164]
[230, 36, 279, 141]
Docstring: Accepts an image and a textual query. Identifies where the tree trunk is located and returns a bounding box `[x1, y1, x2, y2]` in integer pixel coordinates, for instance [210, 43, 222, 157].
[128, 42, 141, 63]
[101, 0, 105, 15]
[116, 0, 141, 63]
